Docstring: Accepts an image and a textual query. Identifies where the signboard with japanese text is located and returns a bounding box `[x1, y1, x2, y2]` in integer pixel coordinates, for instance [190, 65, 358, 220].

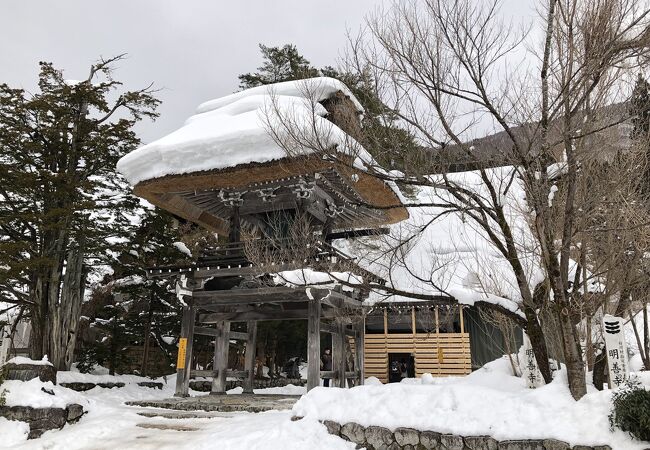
[522, 333, 544, 388]
[177, 337, 188, 370]
[602, 314, 629, 389]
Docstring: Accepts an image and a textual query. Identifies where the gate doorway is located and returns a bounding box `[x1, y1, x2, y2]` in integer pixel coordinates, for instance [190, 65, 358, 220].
[388, 353, 415, 383]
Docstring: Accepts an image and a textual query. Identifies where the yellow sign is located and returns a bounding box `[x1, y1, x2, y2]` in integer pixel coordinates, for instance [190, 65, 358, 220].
[437, 347, 444, 364]
[177, 338, 188, 369]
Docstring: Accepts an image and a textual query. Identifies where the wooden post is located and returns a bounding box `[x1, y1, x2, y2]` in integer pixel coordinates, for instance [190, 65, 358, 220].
[332, 320, 346, 388]
[307, 295, 321, 391]
[229, 205, 241, 245]
[412, 307, 417, 377]
[243, 321, 257, 394]
[211, 320, 230, 395]
[383, 308, 388, 382]
[355, 320, 365, 385]
[435, 306, 440, 376]
[174, 306, 196, 397]
[459, 306, 465, 333]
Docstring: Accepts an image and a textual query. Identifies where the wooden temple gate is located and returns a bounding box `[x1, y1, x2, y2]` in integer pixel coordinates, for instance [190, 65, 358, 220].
[147, 239, 370, 397]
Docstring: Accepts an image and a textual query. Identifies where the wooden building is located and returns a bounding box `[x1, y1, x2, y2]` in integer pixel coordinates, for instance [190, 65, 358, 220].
[117, 78, 409, 396]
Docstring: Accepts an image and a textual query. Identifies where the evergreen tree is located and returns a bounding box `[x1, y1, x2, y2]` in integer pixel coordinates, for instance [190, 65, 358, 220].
[78, 207, 190, 375]
[238, 44, 319, 90]
[0, 56, 159, 369]
[239, 44, 419, 171]
[630, 74, 650, 194]
[631, 74, 650, 140]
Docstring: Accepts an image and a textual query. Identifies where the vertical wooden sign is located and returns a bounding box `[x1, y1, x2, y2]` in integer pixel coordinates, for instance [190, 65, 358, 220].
[0, 325, 10, 365]
[522, 333, 543, 388]
[602, 314, 629, 389]
[177, 337, 188, 370]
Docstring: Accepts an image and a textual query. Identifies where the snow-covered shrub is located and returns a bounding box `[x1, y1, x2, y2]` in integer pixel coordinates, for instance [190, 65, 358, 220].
[609, 380, 650, 441]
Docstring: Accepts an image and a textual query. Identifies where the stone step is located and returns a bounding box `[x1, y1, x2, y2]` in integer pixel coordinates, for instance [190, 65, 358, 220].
[136, 410, 235, 419]
[135, 423, 199, 432]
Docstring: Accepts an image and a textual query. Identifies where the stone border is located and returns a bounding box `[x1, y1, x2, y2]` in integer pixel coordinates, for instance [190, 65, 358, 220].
[320, 421, 613, 450]
[0, 404, 84, 439]
[189, 378, 305, 392]
[60, 381, 163, 391]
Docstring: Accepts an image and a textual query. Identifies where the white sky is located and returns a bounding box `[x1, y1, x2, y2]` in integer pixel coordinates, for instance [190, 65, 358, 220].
[0, 0, 536, 143]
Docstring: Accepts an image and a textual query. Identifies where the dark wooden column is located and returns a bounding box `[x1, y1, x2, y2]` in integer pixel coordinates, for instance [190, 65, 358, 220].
[242, 321, 258, 394]
[229, 205, 241, 244]
[355, 320, 365, 385]
[307, 295, 321, 391]
[332, 320, 347, 388]
[211, 320, 230, 395]
[174, 305, 196, 397]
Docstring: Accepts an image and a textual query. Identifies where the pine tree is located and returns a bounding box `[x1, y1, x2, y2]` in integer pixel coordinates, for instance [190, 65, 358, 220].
[239, 44, 419, 171]
[0, 56, 160, 370]
[238, 44, 319, 90]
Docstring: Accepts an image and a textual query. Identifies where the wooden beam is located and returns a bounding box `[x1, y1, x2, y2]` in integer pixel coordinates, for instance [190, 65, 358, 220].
[211, 321, 230, 395]
[307, 296, 321, 391]
[194, 326, 249, 341]
[198, 307, 340, 323]
[320, 322, 356, 336]
[325, 228, 390, 241]
[319, 371, 359, 379]
[243, 321, 257, 394]
[191, 369, 248, 378]
[192, 286, 304, 299]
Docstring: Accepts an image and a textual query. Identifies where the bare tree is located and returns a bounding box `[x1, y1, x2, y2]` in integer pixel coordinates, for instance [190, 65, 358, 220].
[261, 0, 650, 400]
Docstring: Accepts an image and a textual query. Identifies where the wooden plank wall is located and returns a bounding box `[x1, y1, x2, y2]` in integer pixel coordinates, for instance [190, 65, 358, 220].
[358, 306, 472, 383]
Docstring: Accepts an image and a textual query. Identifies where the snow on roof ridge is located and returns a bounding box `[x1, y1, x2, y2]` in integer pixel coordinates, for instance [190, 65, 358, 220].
[116, 77, 372, 187]
[195, 77, 364, 116]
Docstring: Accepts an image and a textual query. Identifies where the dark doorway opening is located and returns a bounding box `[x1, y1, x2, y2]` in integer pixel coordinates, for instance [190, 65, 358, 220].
[388, 353, 415, 383]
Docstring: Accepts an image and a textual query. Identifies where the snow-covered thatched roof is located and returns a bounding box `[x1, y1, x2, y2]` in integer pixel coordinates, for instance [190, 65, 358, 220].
[116, 77, 368, 186]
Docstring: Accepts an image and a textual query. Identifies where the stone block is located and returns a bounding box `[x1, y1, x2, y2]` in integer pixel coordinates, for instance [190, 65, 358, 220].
[394, 427, 420, 447]
[440, 434, 465, 450]
[465, 435, 499, 450]
[4, 362, 57, 384]
[592, 446, 612, 450]
[341, 422, 366, 444]
[418, 431, 441, 449]
[65, 404, 84, 423]
[571, 446, 593, 450]
[365, 425, 395, 449]
[136, 382, 163, 389]
[323, 420, 341, 436]
[499, 440, 545, 450]
[542, 439, 570, 450]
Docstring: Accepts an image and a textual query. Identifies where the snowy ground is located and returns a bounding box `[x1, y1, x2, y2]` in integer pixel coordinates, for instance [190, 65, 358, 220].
[295, 358, 650, 450]
[1, 360, 648, 449]
[0, 372, 343, 450]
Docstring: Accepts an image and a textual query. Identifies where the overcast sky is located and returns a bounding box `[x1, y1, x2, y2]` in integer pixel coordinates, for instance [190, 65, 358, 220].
[1, 0, 535, 143]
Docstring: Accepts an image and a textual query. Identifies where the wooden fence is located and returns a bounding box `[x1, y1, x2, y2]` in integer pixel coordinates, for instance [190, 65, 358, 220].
[356, 306, 472, 383]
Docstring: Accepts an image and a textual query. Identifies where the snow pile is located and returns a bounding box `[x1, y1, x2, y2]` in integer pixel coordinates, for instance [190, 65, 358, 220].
[3, 378, 89, 409]
[116, 77, 370, 186]
[0, 418, 29, 447]
[4, 356, 52, 366]
[293, 358, 649, 449]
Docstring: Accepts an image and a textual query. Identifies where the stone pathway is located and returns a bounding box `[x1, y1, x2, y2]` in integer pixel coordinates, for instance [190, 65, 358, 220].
[126, 393, 300, 413]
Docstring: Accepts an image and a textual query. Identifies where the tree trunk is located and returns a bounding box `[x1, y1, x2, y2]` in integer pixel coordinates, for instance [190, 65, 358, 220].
[555, 299, 586, 400]
[141, 293, 155, 377]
